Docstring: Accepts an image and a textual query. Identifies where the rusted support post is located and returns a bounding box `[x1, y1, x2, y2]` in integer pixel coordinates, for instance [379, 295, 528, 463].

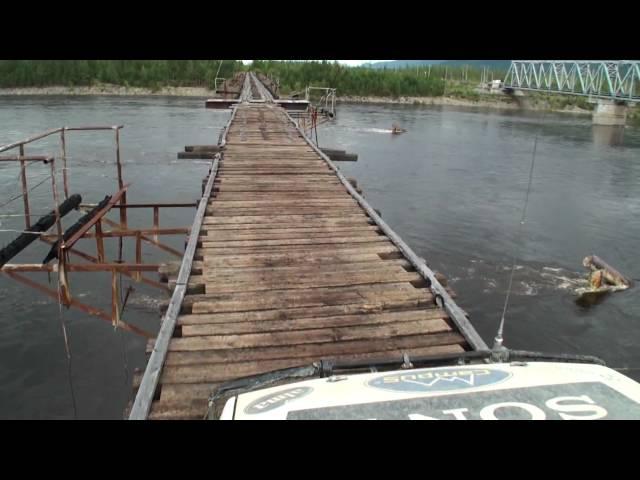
[49, 159, 64, 242]
[19, 145, 30, 230]
[60, 129, 69, 200]
[135, 231, 142, 282]
[111, 268, 121, 328]
[153, 207, 159, 243]
[58, 250, 72, 306]
[115, 128, 127, 262]
[95, 220, 105, 263]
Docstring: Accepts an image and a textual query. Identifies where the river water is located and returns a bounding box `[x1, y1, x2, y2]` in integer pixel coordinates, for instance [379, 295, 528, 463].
[1, 96, 639, 419]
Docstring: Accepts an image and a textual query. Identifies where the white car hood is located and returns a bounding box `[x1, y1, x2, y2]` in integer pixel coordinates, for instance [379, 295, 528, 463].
[220, 362, 640, 420]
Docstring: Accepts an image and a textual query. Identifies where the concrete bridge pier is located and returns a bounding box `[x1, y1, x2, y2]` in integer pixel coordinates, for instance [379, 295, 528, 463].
[592, 99, 629, 126]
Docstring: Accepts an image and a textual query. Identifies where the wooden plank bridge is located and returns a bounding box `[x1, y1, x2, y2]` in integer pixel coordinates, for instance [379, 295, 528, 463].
[129, 72, 487, 420]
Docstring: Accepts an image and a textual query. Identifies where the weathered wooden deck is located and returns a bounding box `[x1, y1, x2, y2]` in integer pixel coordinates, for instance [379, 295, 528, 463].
[129, 73, 486, 420]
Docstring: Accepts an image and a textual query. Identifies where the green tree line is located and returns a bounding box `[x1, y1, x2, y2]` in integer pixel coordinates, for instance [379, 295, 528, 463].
[0, 60, 243, 89]
[249, 60, 508, 97]
[0, 60, 509, 98]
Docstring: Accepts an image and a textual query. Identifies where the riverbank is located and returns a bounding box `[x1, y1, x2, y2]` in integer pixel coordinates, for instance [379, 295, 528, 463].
[336, 94, 593, 116]
[0, 84, 602, 117]
[0, 85, 212, 97]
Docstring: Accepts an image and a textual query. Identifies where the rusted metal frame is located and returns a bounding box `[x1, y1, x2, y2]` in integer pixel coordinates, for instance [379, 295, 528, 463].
[65, 126, 122, 132]
[284, 108, 489, 351]
[99, 217, 183, 258]
[111, 268, 121, 328]
[3, 271, 152, 337]
[58, 249, 72, 306]
[61, 185, 129, 252]
[19, 146, 30, 230]
[0, 128, 63, 153]
[0, 126, 122, 154]
[60, 130, 69, 200]
[41, 227, 189, 240]
[39, 236, 167, 291]
[104, 227, 189, 237]
[116, 128, 127, 225]
[130, 105, 234, 419]
[48, 159, 65, 252]
[0, 125, 127, 260]
[115, 128, 127, 261]
[95, 220, 105, 262]
[2, 263, 160, 273]
[135, 231, 143, 282]
[47, 159, 73, 306]
[105, 203, 197, 209]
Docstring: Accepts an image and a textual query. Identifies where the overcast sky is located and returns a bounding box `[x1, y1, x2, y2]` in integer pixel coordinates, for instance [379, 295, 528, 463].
[241, 60, 391, 66]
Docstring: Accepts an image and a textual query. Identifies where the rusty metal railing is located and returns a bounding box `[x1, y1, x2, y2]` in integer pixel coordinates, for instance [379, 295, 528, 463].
[0, 125, 198, 337]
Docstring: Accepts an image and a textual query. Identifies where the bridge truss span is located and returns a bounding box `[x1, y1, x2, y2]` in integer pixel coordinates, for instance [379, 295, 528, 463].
[504, 61, 640, 103]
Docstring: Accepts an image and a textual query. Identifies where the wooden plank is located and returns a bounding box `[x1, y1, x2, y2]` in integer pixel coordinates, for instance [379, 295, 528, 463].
[162, 332, 465, 365]
[200, 235, 385, 249]
[166, 318, 449, 354]
[201, 219, 374, 230]
[201, 270, 423, 294]
[205, 207, 363, 217]
[182, 309, 448, 336]
[198, 260, 412, 279]
[202, 214, 370, 225]
[191, 282, 431, 314]
[213, 193, 351, 200]
[199, 251, 397, 269]
[177, 297, 430, 327]
[197, 243, 397, 256]
[199, 226, 380, 240]
[158, 383, 219, 404]
[208, 200, 357, 207]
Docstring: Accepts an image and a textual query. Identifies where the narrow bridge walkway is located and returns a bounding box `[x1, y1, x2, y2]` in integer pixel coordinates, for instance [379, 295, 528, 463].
[129, 72, 485, 420]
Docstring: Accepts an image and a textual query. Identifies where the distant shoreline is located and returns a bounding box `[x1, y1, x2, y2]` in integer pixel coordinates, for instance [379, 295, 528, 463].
[336, 95, 593, 115]
[0, 85, 594, 116]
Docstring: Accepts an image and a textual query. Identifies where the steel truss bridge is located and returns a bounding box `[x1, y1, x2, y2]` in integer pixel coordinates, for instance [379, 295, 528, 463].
[504, 61, 640, 103]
